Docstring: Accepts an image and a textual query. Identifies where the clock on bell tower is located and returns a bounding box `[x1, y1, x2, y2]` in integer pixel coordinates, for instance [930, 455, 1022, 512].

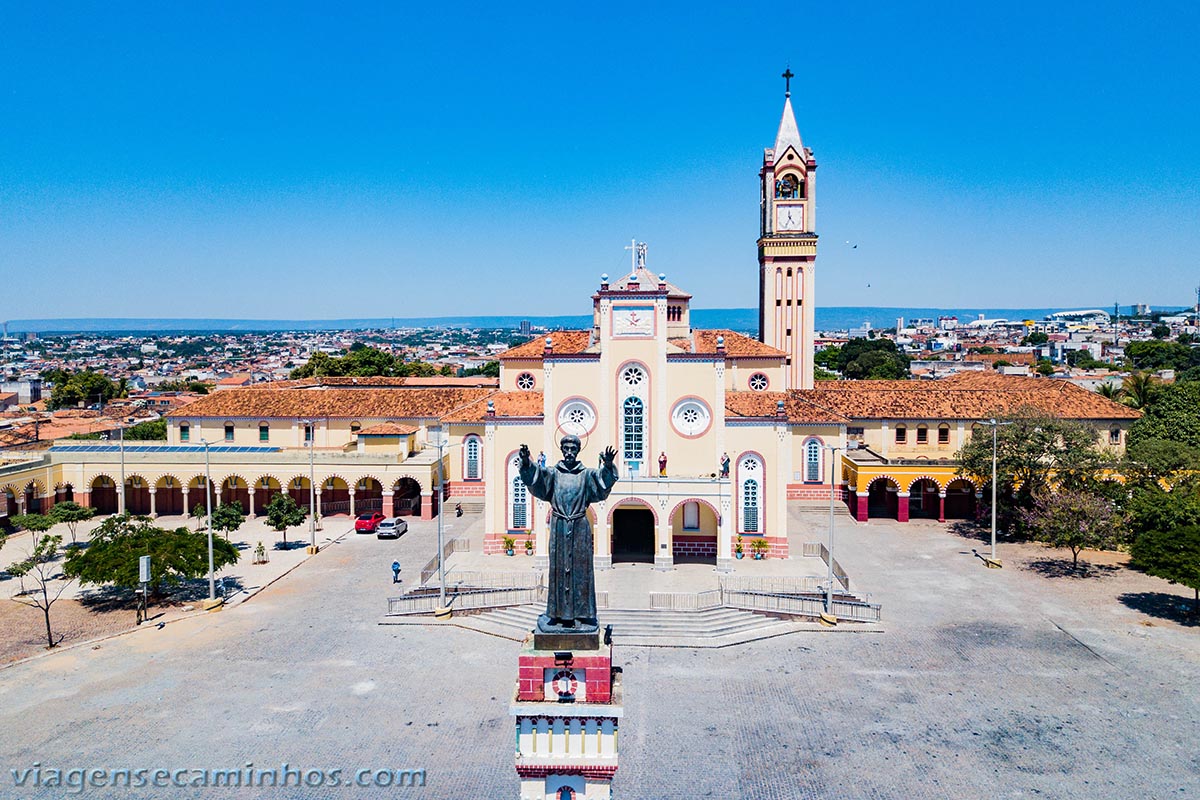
[758, 69, 818, 390]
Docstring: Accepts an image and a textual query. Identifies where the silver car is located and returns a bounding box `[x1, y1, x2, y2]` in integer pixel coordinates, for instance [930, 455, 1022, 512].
[375, 518, 408, 539]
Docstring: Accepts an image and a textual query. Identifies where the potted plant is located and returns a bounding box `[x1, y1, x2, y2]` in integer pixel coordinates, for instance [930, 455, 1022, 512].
[750, 537, 768, 560]
[253, 541, 269, 565]
[524, 538, 534, 556]
[735, 535, 744, 559]
[503, 536, 516, 556]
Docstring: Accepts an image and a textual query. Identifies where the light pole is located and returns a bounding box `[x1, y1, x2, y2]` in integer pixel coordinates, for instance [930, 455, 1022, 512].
[118, 419, 126, 515]
[429, 435, 462, 613]
[980, 418, 1012, 564]
[301, 419, 316, 547]
[823, 444, 842, 614]
[200, 439, 215, 600]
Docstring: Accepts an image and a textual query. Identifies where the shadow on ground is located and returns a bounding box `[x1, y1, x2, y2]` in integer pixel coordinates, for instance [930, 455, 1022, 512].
[79, 577, 246, 612]
[1022, 558, 1121, 579]
[1118, 591, 1200, 626]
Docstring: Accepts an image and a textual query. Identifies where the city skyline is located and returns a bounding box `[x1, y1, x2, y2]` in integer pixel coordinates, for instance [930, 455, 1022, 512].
[3, 2, 1199, 318]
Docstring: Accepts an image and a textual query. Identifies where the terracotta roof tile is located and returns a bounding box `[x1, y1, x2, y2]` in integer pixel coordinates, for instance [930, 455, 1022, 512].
[259, 376, 499, 389]
[795, 374, 1140, 421]
[691, 330, 787, 358]
[356, 422, 418, 436]
[725, 392, 849, 424]
[443, 391, 544, 422]
[498, 332, 593, 360]
[167, 388, 496, 420]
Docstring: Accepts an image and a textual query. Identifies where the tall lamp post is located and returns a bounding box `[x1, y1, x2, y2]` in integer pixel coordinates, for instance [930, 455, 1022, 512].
[200, 439, 215, 600]
[980, 418, 1012, 564]
[428, 435, 462, 614]
[823, 444, 842, 615]
[300, 419, 317, 548]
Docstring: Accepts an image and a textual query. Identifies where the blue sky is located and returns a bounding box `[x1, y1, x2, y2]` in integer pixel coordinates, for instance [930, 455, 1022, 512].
[2, 1, 1199, 319]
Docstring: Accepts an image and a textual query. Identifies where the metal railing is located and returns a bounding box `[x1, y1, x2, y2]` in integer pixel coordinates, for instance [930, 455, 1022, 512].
[649, 590, 722, 611]
[720, 575, 823, 594]
[721, 589, 882, 623]
[387, 585, 544, 616]
[804, 542, 851, 591]
[419, 537, 471, 585]
[440, 570, 543, 589]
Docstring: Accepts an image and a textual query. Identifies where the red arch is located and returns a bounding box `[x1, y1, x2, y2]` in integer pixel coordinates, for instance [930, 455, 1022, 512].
[607, 497, 659, 525]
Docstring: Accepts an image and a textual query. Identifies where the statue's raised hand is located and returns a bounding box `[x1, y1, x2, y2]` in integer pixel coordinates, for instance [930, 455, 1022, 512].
[519, 443, 531, 468]
[601, 446, 617, 466]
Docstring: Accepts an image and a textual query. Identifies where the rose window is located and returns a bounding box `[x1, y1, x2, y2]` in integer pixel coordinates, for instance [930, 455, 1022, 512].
[749, 373, 769, 391]
[516, 372, 535, 390]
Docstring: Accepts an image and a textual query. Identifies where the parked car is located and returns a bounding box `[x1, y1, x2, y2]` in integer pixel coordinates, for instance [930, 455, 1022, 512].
[354, 512, 386, 533]
[376, 518, 408, 539]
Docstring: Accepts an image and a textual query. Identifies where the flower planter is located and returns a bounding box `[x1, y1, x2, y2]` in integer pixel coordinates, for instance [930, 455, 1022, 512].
[505, 549, 515, 556]
[735, 552, 744, 560]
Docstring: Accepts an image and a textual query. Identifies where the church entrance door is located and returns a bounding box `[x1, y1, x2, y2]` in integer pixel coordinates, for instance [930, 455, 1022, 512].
[611, 508, 655, 563]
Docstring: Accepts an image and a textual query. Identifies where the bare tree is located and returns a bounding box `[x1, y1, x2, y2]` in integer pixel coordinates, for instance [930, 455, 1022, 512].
[8, 533, 75, 648]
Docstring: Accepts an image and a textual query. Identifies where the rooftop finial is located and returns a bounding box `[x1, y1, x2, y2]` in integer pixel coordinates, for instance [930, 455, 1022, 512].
[782, 67, 794, 98]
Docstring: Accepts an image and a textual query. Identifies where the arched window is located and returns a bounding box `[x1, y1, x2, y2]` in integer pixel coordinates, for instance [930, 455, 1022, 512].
[774, 173, 802, 199]
[1109, 426, 1121, 445]
[259, 423, 270, 442]
[224, 422, 234, 442]
[683, 501, 700, 530]
[739, 455, 762, 533]
[895, 425, 907, 444]
[916, 425, 928, 444]
[623, 396, 645, 461]
[350, 421, 361, 433]
[508, 455, 529, 530]
[464, 436, 481, 480]
[179, 422, 190, 442]
[303, 423, 314, 443]
[938, 424, 951, 445]
[805, 439, 821, 482]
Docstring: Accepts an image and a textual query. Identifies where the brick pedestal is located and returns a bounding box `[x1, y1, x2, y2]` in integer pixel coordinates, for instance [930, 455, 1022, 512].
[512, 635, 621, 799]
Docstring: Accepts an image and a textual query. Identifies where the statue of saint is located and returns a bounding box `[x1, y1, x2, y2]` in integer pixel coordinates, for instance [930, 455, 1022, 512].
[518, 437, 618, 634]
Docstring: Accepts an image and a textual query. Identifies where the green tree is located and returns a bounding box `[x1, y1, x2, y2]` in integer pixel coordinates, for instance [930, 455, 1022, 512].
[8, 533, 72, 648]
[462, 360, 500, 377]
[64, 513, 240, 599]
[1021, 331, 1049, 346]
[1035, 359, 1056, 376]
[210, 501, 246, 537]
[122, 419, 167, 440]
[264, 493, 307, 547]
[1151, 323, 1171, 340]
[47, 501, 95, 545]
[1125, 340, 1198, 372]
[1129, 526, 1200, 614]
[1121, 372, 1160, 410]
[190, 502, 209, 531]
[1096, 383, 1123, 401]
[10, 513, 54, 536]
[956, 410, 1107, 533]
[47, 370, 118, 410]
[1129, 382, 1200, 448]
[1020, 488, 1125, 570]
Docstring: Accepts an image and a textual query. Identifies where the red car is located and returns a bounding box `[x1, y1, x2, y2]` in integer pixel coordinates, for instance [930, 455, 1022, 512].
[355, 512, 386, 533]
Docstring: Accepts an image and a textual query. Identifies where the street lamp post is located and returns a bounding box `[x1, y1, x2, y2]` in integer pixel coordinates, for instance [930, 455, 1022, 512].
[301, 420, 317, 548]
[118, 420, 126, 515]
[200, 439, 215, 601]
[429, 435, 463, 613]
[823, 444, 842, 614]
[980, 418, 1012, 564]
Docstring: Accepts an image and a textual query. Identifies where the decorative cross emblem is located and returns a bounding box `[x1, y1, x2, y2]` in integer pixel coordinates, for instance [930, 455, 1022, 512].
[782, 67, 794, 97]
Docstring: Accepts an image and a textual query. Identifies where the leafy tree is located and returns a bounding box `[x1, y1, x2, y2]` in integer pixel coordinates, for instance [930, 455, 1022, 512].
[1121, 372, 1160, 410]
[1095, 383, 1123, 400]
[10, 513, 54, 536]
[1151, 323, 1171, 340]
[1019, 488, 1125, 570]
[48, 502, 95, 545]
[1129, 526, 1200, 614]
[264, 493, 307, 546]
[190, 502, 209, 531]
[1125, 340, 1199, 372]
[814, 366, 839, 381]
[63, 513, 240, 599]
[1035, 359, 1056, 376]
[289, 345, 440, 379]
[47, 370, 117, 410]
[462, 360, 500, 377]
[1021, 332, 1049, 346]
[7, 533, 72, 648]
[992, 360, 1012, 369]
[956, 410, 1107, 533]
[210, 501, 246, 537]
[1129, 382, 1200, 449]
[123, 419, 167, 440]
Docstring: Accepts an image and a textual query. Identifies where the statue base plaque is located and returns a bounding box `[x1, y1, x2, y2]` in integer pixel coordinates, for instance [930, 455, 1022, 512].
[533, 631, 599, 652]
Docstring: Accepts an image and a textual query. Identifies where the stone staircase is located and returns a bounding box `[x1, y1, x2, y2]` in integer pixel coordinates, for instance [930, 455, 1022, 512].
[449, 605, 813, 648]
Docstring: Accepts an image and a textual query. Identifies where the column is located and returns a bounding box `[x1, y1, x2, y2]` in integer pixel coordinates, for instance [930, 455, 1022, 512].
[382, 490, 394, 518]
[181, 488, 190, 517]
[938, 491, 946, 523]
[716, 493, 734, 573]
[897, 492, 910, 523]
[247, 489, 256, 517]
[77, 491, 91, 509]
[348, 489, 356, 517]
[854, 491, 869, 522]
[654, 512, 673, 571]
[148, 488, 157, 518]
[593, 501, 611, 571]
[420, 492, 434, 520]
[213, 489, 223, 511]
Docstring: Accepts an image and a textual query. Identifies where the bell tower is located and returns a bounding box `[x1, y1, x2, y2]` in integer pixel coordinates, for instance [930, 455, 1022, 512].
[758, 69, 818, 389]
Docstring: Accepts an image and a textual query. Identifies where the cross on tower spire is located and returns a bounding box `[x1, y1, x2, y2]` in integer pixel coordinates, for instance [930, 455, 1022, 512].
[782, 67, 794, 97]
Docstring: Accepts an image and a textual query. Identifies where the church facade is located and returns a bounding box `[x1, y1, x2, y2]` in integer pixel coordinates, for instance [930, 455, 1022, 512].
[1, 89, 1140, 569]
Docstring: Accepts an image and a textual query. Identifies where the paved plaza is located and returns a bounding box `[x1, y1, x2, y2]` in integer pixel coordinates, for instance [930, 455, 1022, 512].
[1, 510, 1198, 799]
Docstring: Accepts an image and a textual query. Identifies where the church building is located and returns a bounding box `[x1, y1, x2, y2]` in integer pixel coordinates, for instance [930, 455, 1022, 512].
[1, 82, 1139, 570]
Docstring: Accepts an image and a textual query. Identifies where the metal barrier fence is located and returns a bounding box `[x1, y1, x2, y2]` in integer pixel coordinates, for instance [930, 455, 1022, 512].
[802, 542, 851, 592]
[721, 589, 882, 622]
[720, 575, 822, 593]
[387, 585, 544, 615]
[440, 570, 543, 589]
[649, 590, 722, 611]
[419, 537, 471, 584]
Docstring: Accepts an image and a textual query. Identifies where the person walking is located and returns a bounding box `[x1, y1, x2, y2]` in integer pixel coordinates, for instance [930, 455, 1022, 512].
[391, 560, 401, 584]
